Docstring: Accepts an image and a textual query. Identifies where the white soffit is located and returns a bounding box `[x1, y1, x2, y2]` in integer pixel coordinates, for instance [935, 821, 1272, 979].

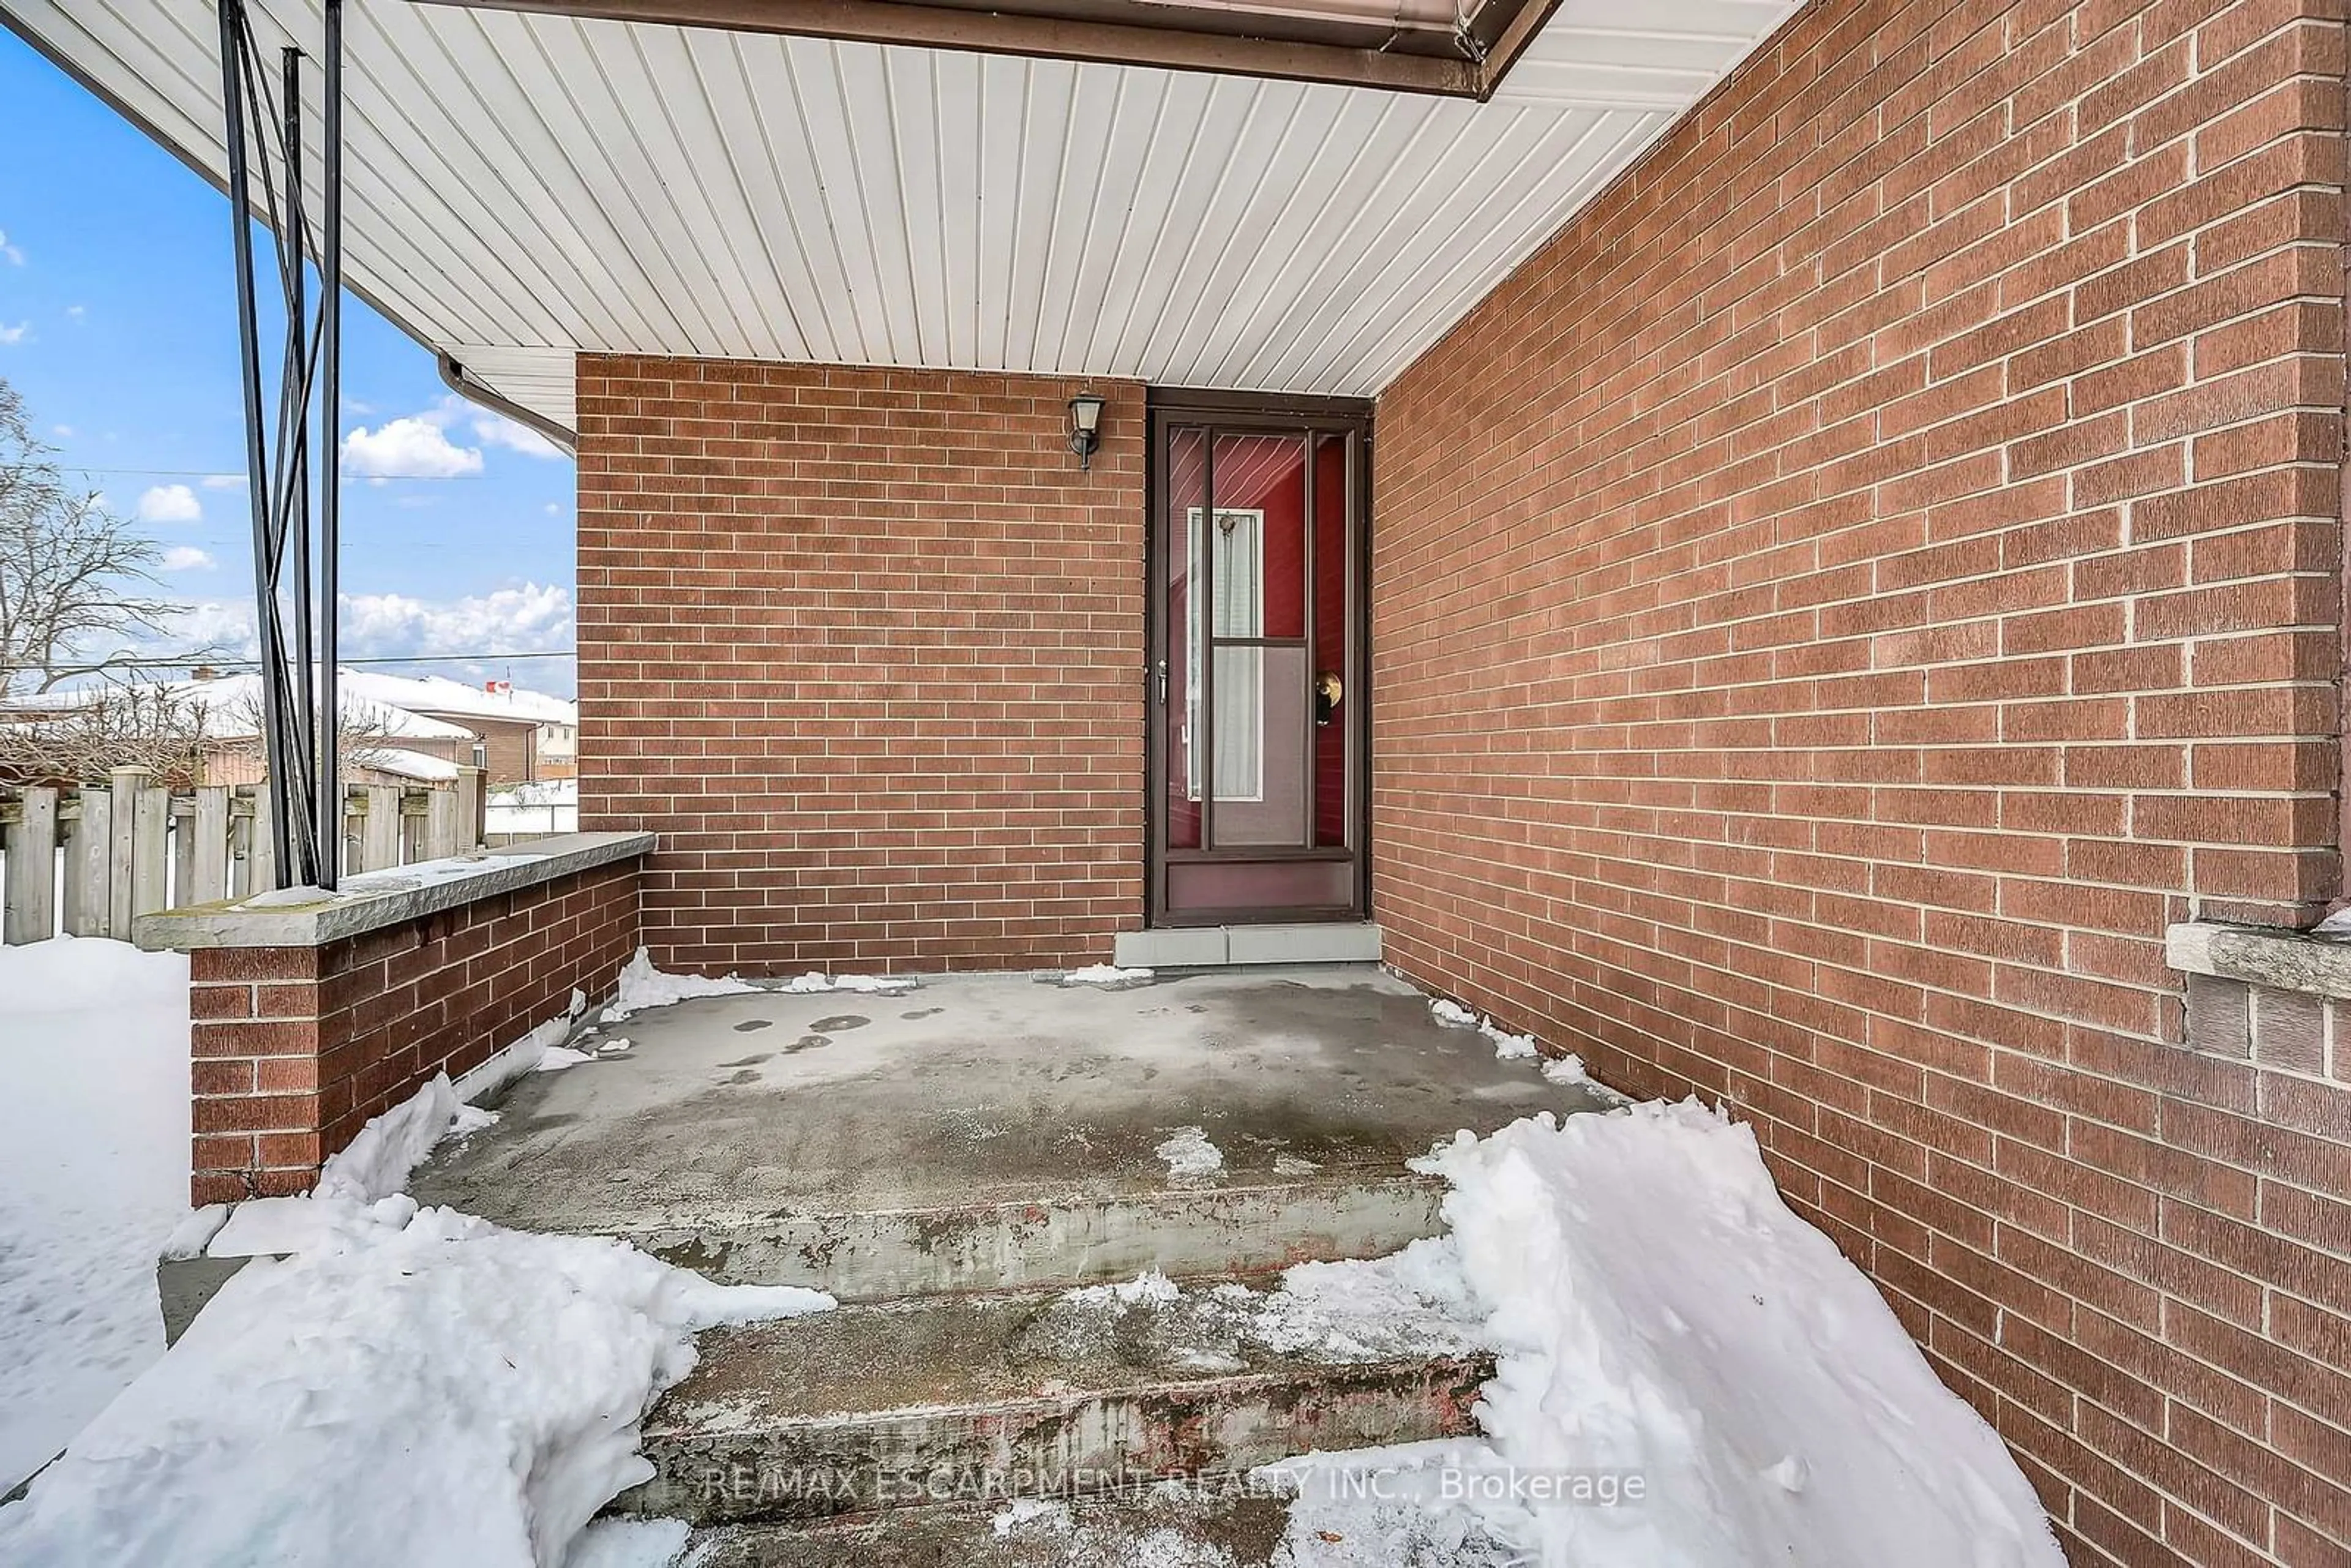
[9, 0, 1801, 432]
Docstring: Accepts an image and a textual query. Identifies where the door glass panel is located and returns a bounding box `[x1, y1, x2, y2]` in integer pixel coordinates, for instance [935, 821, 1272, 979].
[1151, 405, 1365, 925]
[1210, 434, 1305, 639]
[1313, 433, 1349, 849]
[1164, 427, 1205, 850]
[1212, 645, 1309, 846]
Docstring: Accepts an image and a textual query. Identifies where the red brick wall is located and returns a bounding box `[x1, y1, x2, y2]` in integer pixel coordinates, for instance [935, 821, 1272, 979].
[187, 859, 640, 1203]
[1373, 1, 2350, 1562]
[574, 358, 1146, 973]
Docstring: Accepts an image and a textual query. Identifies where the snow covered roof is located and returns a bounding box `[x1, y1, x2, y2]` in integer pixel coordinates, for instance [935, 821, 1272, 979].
[335, 671, 579, 729]
[15, 674, 481, 745]
[353, 747, 463, 784]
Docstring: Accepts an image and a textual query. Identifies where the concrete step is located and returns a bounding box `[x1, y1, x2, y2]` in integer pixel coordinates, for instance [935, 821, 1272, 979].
[683, 1494, 1295, 1567]
[411, 967, 1610, 1304]
[613, 1272, 1493, 1527]
[683, 1484, 1521, 1566]
[1111, 923, 1383, 969]
[627, 1171, 1450, 1302]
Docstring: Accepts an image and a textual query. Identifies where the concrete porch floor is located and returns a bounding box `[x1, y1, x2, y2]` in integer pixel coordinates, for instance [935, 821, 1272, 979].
[412, 965, 1610, 1298]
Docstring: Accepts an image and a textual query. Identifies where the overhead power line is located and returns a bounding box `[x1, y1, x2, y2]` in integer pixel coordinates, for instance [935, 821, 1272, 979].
[58, 465, 495, 481]
[92, 650, 575, 670]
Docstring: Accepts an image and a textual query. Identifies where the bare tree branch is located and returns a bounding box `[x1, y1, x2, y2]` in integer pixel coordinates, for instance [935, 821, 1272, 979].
[0, 677, 402, 787]
[0, 375, 231, 699]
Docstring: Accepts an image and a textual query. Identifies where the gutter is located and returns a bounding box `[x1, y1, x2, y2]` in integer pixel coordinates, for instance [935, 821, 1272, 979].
[437, 351, 578, 457]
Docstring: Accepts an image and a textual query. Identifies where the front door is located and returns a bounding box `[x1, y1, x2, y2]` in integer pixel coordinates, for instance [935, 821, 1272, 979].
[1146, 389, 1371, 926]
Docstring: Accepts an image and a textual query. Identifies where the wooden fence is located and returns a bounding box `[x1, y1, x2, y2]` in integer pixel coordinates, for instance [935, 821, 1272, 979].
[0, 767, 484, 946]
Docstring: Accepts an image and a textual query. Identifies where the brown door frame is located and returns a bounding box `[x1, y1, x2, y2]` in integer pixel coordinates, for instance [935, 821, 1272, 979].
[1144, 386, 1373, 928]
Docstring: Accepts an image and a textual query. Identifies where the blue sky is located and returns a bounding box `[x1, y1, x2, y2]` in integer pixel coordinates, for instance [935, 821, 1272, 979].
[0, 29, 579, 695]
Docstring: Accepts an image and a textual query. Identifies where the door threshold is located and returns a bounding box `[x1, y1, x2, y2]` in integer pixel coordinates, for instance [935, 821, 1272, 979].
[1114, 923, 1382, 969]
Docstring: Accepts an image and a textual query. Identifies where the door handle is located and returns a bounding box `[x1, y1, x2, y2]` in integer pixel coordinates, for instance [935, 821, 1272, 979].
[1314, 671, 1342, 727]
[1155, 659, 1169, 705]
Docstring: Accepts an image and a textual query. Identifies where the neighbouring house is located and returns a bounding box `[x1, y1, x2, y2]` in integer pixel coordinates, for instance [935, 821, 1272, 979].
[169, 672, 487, 788]
[32, 0, 2351, 1561]
[2, 669, 577, 787]
[0, 670, 484, 788]
[334, 670, 580, 784]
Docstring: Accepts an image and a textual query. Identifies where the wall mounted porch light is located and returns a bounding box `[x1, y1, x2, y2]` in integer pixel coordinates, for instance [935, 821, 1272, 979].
[1067, 391, 1107, 470]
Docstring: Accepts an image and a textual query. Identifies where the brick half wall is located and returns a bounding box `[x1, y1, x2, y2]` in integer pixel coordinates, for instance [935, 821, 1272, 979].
[186, 857, 641, 1203]
[1371, 0, 2351, 1562]
[575, 358, 1146, 974]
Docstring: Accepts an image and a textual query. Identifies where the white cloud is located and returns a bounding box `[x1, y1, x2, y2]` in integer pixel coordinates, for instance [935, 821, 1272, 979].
[149, 584, 576, 692]
[51, 424, 72, 438]
[468, 408, 564, 459]
[340, 582, 573, 659]
[338, 397, 566, 481]
[0, 323, 28, 345]
[0, 229, 22, 266]
[340, 415, 483, 479]
[200, 473, 245, 490]
[152, 601, 259, 660]
[159, 546, 216, 572]
[66, 304, 84, 320]
[136, 483, 203, 524]
[543, 502, 561, 517]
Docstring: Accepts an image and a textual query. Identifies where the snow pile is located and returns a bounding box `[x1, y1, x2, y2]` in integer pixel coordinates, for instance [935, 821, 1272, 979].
[0, 937, 191, 1493]
[1040, 1245, 1485, 1373]
[992, 1497, 1074, 1537]
[1059, 964, 1153, 986]
[1060, 1270, 1185, 1315]
[1247, 1237, 1483, 1360]
[780, 970, 916, 995]
[1426, 995, 1537, 1060]
[601, 950, 921, 1018]
[489, 779, 580, 809]
[313, 1072, 493, 1202]
[1153, 1125, 1225, 1181]
[1409, 1101, 2063, 1567]
[1258, 1444, 1521, 1566]
[0, 1193, 831, 1567]
[198, 1074, 503, 1261]
[602, 947, 760, 1020]
[1539, 1054, 1589, 1087]
[561, 1518, 689, 1568]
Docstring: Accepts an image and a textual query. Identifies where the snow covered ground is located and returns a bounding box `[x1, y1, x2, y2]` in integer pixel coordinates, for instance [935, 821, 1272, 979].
[1404, 1102, 2060, 1565]
[0, 947, 2060, 1566]
[0, 1046, 831, 1567]
[0, 1196, 829, 1566]
[986, 1101, 2061, 1568]
[487, 778, 580, 838]
[0, 936, 191, 1495]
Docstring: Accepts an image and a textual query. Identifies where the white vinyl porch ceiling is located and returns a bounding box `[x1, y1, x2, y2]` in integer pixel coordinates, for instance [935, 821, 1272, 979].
[9, 0, 1800, 433]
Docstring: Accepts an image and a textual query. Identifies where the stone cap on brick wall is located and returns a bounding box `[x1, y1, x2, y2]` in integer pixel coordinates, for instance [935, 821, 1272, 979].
[132, 831, 656, 951]
[2166, 920, 2351, 1002]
